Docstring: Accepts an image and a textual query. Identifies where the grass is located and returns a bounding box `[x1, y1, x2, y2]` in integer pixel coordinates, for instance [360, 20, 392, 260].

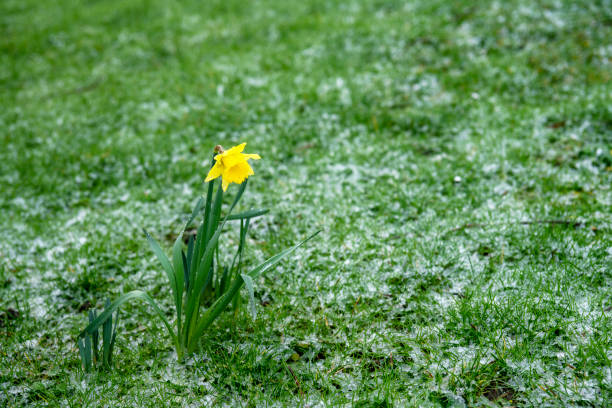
[1, 0, 611, 406]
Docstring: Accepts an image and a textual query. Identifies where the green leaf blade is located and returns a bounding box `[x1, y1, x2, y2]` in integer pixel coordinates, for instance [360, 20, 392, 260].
[241, 273, 257, 319]
[78, 290, 176, 349]
[226, 209, 269, 221]
[144, 229, 177, 305]
[188, 230, 320, 351]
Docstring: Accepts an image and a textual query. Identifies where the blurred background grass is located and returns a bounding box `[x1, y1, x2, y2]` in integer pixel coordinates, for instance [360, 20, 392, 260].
[1, 0, 611, 406]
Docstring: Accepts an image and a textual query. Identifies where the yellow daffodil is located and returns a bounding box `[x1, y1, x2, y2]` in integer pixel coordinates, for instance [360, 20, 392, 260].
[205, 143, 261, 191]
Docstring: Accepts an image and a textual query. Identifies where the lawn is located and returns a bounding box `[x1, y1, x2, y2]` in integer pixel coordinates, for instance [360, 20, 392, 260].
[1, 0, 611, 406]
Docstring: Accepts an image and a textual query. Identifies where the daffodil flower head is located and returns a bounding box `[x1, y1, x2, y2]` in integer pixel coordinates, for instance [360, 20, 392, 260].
[204, 143, 261, 191]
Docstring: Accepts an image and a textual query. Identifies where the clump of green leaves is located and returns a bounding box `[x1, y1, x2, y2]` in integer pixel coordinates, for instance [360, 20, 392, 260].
[78, 151, 318, 362]
[77, 300, 118, 372]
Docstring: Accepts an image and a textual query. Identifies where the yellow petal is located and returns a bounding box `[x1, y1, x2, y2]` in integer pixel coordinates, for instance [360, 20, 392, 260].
[242, 153, 261, 160]
[221, 178, 230, 191]
[222, 151, 248, 169]
[205, 160, 224, 182]
[223, 143, 246, 156]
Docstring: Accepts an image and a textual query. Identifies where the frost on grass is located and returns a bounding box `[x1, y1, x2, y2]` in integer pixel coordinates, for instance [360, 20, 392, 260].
[1, 0, 611, 406]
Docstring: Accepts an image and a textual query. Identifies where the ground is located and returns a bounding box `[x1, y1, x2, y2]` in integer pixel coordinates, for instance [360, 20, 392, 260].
[1, 0, 611, 406]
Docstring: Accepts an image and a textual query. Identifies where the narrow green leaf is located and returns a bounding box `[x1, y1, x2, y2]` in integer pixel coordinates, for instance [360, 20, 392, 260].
[229, 218, 249, 274]
[84, 335, 92, 371]
[189, 221, 206, 294]
[77, 338, 89, 372]
[172, 235, 184, 340]
[199, 176, 216, 262]
[144, 229, 177, 308]
[203, 262, 214, 296]
[206, 183, 224, 244]
[241, 273, 257, 319]
[202, 157, 216, 236]
[219, 265, 229, 295]
[89, 310, 99, 364]
[78, 290, 177, 351]
[238, 219, 249, 271]
[231, 218, 250, 316]
[248, 229, 321, 281]
[215, 243, 221, 272]
[184, 197, 204, 229]
[188, 229, 320, 351]
[186, 235, 194, 276]
[182, 250, 190, 292]
[109, 314, 119, 366]
[102, 299, 112, 367]
[226, 209, 269, 221]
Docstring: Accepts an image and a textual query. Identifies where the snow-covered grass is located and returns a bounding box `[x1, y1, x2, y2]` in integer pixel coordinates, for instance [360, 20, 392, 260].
[1, 0, 611, 406]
